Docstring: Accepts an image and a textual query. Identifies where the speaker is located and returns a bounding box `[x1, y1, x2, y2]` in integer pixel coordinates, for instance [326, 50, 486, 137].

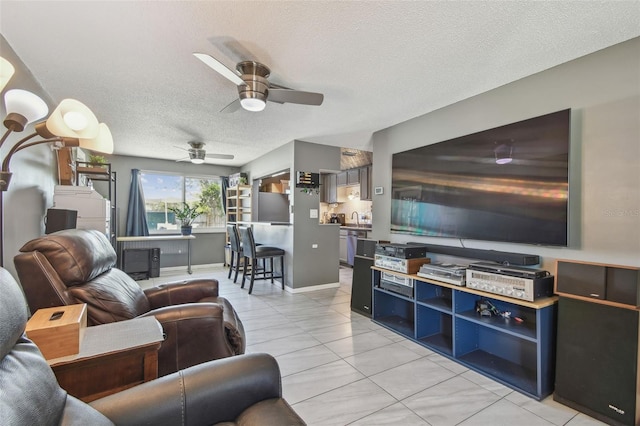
[557, 260, 640, 306]
[149, 248, 161, 278]
[356, 239, 377, 259]
[122, 249, 150, 280]
[351, 255, 374, 317]
[407, 243, 540, 265]
[554, 297, 639, 425]
[45, 209, 77, 234]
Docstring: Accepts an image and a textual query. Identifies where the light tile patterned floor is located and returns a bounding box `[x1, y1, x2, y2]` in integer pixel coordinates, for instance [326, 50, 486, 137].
[139, 265, 606, 426]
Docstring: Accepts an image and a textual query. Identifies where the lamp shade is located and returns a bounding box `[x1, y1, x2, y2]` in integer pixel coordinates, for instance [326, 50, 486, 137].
[43, 99, 99, 139]
[3, 89, 49, 130]
[0, 57, 15, 92]
[79, 123, 113, 154]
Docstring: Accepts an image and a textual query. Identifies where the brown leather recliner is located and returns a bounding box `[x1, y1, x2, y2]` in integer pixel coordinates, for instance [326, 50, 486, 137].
[14, 229, 246, 377]
[0, 266, 306, 426]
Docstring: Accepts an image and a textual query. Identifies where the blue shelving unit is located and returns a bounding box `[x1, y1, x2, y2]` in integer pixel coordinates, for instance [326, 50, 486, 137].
[372, 267, 558, 400]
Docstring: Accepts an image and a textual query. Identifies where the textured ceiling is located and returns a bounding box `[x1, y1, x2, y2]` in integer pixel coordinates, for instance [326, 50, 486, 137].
[1, 1, 639, 167]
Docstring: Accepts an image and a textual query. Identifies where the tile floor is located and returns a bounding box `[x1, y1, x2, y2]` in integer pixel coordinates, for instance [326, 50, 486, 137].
[139, 265, 605, 426]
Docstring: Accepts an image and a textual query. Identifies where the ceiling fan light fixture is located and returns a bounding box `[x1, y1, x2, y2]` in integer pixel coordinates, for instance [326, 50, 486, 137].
[240, 96, 266, 112]
[189, 147, 206, 164]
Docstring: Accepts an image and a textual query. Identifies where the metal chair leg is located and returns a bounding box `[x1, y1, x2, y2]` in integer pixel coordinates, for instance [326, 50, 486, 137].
[269, 257, 274, 283]
[233, 251, 242, 283]
[280, 255, 285, 289]
[248, 258, 257, 294]
[241, 256, 248, 289]
[228, 250, 234, 279]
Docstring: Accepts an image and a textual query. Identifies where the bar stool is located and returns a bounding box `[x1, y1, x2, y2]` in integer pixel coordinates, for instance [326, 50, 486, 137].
[226, 224, 243, 283]
[239, 226, 285, 294]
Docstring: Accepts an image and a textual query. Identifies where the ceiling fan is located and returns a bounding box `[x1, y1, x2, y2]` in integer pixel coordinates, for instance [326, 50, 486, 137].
[175, 141, 234, 164]
[193, 52, 324, 112]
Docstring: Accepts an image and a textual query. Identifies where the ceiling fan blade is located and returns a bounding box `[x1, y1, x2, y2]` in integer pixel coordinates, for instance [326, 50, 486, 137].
[268, 88, 324, 106]
[220, 99, 241, 113]
[173, 145, 189, 152]
[193, 53, 245, 86]
[205, 153, 235, 160]
[175, 156, 190, 162]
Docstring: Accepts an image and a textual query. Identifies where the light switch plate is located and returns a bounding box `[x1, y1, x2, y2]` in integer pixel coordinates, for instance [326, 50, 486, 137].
[310, 208, 318, 218]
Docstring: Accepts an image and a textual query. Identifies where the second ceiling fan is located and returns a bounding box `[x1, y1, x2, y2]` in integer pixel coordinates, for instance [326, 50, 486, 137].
[194, 52, 324, 112]
[176, 141, 234, 164]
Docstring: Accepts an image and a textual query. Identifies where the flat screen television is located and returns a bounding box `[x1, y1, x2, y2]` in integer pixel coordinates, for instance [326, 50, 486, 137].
[391, 109, 570, 246]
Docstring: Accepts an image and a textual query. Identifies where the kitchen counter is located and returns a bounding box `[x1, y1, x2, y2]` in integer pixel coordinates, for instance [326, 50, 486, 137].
[237, 221, 291, 226]
[340, 225, 372, 231]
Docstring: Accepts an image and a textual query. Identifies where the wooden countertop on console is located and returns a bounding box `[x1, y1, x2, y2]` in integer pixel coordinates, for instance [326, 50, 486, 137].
[372, 266, 558, 309]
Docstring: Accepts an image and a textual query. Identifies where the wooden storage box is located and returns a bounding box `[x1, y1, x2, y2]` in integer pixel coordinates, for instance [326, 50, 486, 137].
[26, 304, 87, 360]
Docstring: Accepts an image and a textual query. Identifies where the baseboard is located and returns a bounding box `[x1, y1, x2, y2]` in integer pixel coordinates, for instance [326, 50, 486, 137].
[286, 282, 340, 293]
[160, 263, 223, 273]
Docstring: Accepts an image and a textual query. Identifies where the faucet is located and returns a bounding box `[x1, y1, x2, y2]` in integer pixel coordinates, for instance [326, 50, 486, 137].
[351, 211, 359, 226]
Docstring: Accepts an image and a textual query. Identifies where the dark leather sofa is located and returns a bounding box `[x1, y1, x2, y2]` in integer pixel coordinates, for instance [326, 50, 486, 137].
[14, 229, 245, 376]
[0, 267, 306, 425]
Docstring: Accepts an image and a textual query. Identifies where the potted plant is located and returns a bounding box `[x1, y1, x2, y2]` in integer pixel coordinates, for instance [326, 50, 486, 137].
[88, 154, 107, 167]
[169, 202, 201, 235]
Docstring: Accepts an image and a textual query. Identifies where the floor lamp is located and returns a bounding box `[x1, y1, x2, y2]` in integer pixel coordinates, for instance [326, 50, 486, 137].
[0, 85, 113, 266]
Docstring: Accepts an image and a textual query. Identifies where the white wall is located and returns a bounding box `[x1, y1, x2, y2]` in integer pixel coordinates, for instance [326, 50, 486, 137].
[0, 36, 57, 277]
[371, 37, 640, 270]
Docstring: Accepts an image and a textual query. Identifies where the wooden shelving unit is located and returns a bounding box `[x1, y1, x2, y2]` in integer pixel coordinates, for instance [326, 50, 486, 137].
[226, 184, 252, 224]
[225, 184, 252, 245]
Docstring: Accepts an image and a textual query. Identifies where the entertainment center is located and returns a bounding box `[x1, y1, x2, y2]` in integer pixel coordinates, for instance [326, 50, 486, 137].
[371, 264, 557, 400]
[372, 109, 572, 400]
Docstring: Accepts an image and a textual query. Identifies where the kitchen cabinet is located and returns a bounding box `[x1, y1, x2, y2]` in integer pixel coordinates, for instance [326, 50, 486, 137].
[360, 166, 371, 200]
[347, 169, 359, 185]
[337, 169, 360, 187]
[321, 174, 337, 204]
[372, 267, 558, 400]
[339, 229, 348, 263]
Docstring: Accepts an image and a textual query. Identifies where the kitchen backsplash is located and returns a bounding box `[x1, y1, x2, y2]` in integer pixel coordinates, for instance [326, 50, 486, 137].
[320, 198, 372, 225]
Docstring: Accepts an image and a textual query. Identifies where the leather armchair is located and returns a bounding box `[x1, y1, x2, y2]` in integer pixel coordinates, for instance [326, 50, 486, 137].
[14, 229, 245, 376]
[0, 267, 306, 426]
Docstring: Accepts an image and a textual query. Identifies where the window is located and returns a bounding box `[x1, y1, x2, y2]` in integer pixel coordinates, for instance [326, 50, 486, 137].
[140, 171, 225, 233]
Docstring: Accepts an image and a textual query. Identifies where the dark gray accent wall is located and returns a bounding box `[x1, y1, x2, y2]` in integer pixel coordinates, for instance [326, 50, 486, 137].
[371, 37, 640, 269]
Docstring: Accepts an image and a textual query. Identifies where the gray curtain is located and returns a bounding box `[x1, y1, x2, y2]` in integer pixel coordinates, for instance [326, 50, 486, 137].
[125, 169, 149, 236]
[221, 176, 229, 215]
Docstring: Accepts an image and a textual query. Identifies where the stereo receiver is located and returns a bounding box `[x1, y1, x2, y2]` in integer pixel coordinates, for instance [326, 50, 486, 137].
[465, 269, 554, 302]
[379, 272, 413, 298]
[374, 254, 430, 274]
